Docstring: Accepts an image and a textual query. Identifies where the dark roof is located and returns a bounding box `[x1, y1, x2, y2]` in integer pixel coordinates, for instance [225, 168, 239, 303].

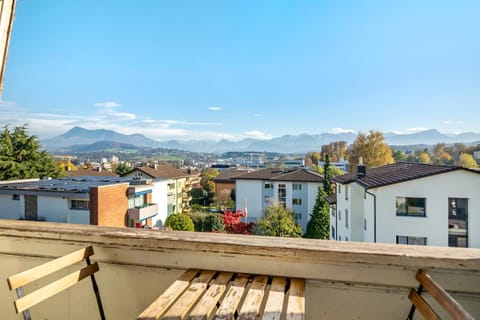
[326, 193, 336, 205]
[0, 177, 128, 193]
[234, 168, 324, 183]
[66, 168, 117, 177]
[130, 164, 188, 179]
[333, 163, 476, 189]
[213, 169, 254, 183]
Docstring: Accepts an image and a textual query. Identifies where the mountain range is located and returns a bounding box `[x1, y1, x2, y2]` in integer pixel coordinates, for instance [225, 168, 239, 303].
[41, 127, 480, 154]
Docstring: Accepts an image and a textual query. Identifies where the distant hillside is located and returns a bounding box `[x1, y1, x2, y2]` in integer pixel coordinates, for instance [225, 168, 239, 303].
[41, 127, 480, 154]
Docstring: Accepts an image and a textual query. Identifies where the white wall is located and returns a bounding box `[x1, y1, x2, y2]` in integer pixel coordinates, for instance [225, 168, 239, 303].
[371, 170, 480, 248]
[0, 194, 22, 219]
[236, 180, 263, 222]
[38, 197, 69, 222]
[151, 180, 168, 228]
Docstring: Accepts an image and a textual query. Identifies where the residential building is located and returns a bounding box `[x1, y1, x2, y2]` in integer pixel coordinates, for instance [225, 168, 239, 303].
[0, 177, 157, 227]
[332, 162, 480, 248]
[319, 157, 350, 172]
[213, 168, 253, 206]
[234, 168, 324, 232]
[122, 163, 191, 224]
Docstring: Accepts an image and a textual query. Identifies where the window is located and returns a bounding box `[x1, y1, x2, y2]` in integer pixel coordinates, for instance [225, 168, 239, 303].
[295, 212, 302, 220]
[338, 185, 341, 194]
[278, 184, 286, 207]
[12, 194, 19, 200]
[331, 226, 335, 239]
[345, 185, 349, 200]
[396, 197, 426, 216]
[345, 209, 349, 228]
[448, 198, 468, 248]
[364, 218, 367, 230]
[339, 235, 342, 241]
[264, 196, 273, 205]
[331, 205, 336, 217]
[338, 210, 342, 220]
[292, 198, 302, 205]
[264, 182, 273, 189]
[396, 236, 427, 246]
[346, 236, 349, 241]
[71, 199, 89, 210]
[293, 183, 302, 191]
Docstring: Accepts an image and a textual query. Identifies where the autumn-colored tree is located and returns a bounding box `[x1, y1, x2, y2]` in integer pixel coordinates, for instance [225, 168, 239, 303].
[321, 141, 347, 161]
[200, 167, 218, 205]
[417, 152, 431, 164]
[432, 143, 454, 165]
[457, 153, 478, 169]
[347, 131, 394, 172]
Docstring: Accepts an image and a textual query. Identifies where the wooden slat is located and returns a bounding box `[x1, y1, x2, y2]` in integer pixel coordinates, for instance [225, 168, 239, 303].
[238, 275, 268, 320]
[161, 270, 216, 320]
[263, 277, 286, 320]
[188, 272, 233, 320]
[285, 278, 305, 320]
[408, 289, 440, 320]
[14, 262, 99, 314]
[7, 246, 94, 290]
[137, 269, 199, 320]
[215, 274, 250, 320]
[416, 270, 474, 320]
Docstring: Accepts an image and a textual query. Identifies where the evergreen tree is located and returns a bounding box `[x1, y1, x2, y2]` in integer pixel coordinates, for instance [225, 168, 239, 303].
[256, 204, 302, 238]
[0, 125, 63, 180]
[322, 154, 334, 195]
[304, 187, 330, 239]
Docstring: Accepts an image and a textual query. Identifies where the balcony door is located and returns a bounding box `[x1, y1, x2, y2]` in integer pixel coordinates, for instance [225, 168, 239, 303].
[24, 195, 38, 220]
[448, 198, 468, 247]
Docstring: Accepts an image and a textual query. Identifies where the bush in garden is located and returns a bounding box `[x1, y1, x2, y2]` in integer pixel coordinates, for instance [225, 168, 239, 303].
[164, 213, 194, 231]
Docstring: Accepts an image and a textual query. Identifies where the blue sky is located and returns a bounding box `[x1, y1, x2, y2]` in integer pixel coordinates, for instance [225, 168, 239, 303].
[1, 0, 479, 141]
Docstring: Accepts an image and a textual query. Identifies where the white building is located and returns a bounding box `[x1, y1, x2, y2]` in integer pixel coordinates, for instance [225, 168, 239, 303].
[234, 168, 324, 232]
[332, 163, 480, 248]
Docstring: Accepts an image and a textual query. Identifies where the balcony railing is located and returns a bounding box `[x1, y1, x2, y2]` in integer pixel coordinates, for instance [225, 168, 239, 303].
[0, 219, 479, 320]
[127, 203, 158, 221]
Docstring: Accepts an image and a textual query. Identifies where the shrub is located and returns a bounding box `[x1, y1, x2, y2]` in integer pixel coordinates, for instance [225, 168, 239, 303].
[164, 213, 194, 231]
[205, 213, 224, 232]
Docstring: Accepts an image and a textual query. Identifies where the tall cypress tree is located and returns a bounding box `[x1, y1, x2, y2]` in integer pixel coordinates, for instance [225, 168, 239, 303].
[305, 154, 332, 239]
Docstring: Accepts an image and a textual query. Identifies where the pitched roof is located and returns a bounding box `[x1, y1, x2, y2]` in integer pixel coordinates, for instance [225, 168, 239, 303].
[234, 168, 324, 183]
[213, 169, 255, 183]
[333, 163, 476, 189]
[326, 193, 337, 205]
[66, 168, 117, 177]
[131, 164, 187, 179]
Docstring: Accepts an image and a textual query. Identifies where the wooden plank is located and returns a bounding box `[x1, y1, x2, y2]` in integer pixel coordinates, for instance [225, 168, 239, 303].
[14, 262, 99, 314]
[188, 272, 234, 320]
[0, 0, 16, 96]
[285, 278, 305, 320]
[262, 277, 286, 320]
[7, 246, 94, 290]
[161, 270, 216, 320]
[238, 275, 268, 320]
[416, 270, 474, 320]
[215, 274, 250, 320]
[408, 289, 440, 320]
[137, 269, 199, 320]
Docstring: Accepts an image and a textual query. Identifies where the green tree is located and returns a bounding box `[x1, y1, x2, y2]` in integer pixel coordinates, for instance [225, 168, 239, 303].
[115, 162, 131, 176]
[255, 205, 302, 238]
[347, 130, 394, 172]
[165, 213, 194, 231]
[457, 153, 478, 169]
[0, 125, 63, 180]
[392, 150, 407, 162]
[322, 154, 334, 195]
[304, 187, 330, 239]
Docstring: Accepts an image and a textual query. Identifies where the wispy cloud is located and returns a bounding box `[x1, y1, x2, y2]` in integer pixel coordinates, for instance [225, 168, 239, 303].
[443, 120, 464, 125]
[331, 127, 355, 134]
[253, 113, 264, 117]
[208, 106, 222, 111]
[244, 129, 272, 140]
[95, 101, 121, 108]
[0, 100, 16, 107]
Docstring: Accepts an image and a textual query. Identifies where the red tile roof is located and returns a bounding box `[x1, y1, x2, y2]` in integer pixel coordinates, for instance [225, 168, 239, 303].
[213, 169, 255, 183]
[333, 163, 477, 189]
[130, 164, 188, 179]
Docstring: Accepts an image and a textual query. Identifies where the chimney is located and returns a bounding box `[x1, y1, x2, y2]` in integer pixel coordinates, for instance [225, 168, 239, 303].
[357, 157, 366, 178]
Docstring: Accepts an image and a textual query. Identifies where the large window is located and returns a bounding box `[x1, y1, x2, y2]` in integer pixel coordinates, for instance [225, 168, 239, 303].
[292, 198, 302, 205]
[396, 197, 426, 216]
[278, 184, 286, 207]
[396, 235, 427, 246]
[71, 199, 89, 210]
[448, 198, 468, 248]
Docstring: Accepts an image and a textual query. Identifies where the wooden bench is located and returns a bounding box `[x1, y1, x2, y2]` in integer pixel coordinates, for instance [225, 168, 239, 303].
[137, 269, 305, 320]
[7, 245, 105, 320]
[407, 269, 474, 320]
